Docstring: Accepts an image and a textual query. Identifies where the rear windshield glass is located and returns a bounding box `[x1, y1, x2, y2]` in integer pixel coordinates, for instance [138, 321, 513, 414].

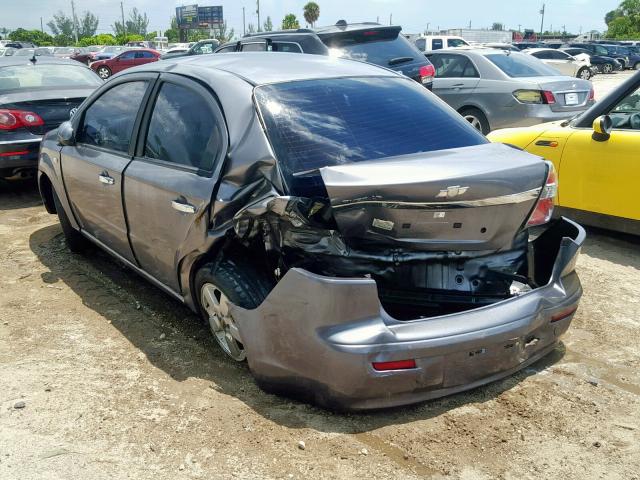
[486, 53, 561, 77]
[321, 30, 420, 67]
[255, 77, 487, 195]
[0, 64, 102, 91]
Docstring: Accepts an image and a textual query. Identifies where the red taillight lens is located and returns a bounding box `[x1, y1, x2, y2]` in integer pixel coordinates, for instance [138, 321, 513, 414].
[372, 359, 417, 371]
[526, 162, 557, 227]
[551, 306, 578, 323]
[588, 88, 595, 101]
[419, 64, 435, 85]
[0, 109, 44, 130]
[542, 90, 556, 105]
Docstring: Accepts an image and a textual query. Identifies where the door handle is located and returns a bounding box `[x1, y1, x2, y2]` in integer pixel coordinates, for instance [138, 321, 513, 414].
[452, 83, 465, 87]
[171, 200, 197, 214]
[98, 173, 115, 185]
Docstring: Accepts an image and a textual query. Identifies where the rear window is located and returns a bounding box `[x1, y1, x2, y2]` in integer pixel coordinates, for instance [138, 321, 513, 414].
[0, 64, 102, 91]
[486, 53, 562, 77]
[321, 29, 420, 67]
[255, 77, 487, 195]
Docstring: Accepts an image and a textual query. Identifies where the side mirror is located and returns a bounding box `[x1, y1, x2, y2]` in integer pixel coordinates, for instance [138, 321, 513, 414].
[57, 121, 76, 146]
[592, 115, 612, 141]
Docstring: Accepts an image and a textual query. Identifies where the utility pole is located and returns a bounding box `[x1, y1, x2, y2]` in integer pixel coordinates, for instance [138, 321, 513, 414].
[389, 13, 392, 25]
[376, 16, 379, 23]
[243, 7, 246, 36]
[256, 0, 260, 32]
[120, 1, 126, 34]
[517, 24, 521, 32]
[40, 17, 44, 33]
[539, 3, 545, 38]
[70, 0, 78, 43]
[468, 20, 472, 29]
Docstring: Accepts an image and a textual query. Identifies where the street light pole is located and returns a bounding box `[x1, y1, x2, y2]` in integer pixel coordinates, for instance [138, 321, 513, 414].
[256, 0, 260, 31]
[70, 0, 78, 43]
[539, 3, 545, 39]
[243, 7, 246, 36]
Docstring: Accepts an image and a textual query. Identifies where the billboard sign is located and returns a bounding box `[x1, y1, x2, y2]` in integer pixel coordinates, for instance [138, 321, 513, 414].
[176, 5, 223, 28]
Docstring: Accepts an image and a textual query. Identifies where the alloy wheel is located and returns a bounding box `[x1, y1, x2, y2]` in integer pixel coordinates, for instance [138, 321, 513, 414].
[97, 67, 110, 79]
[463, 115, 483, 132]
[579, 68, 591, 80]
[201, 283, 246, 361]
[603, 63, 613, 74]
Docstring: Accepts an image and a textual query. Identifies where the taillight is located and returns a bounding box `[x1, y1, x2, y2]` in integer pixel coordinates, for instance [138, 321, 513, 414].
[588, 88, 595, 101]
[372, 359, 417, 371]
[419, 64, 435, 85]
[0, 109, 45, 130]
[513, 90, 555, 105]
[526, 162, 557, 227]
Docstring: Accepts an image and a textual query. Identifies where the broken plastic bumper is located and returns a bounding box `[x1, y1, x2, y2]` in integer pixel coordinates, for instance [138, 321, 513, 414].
[232, 217, 585, 410]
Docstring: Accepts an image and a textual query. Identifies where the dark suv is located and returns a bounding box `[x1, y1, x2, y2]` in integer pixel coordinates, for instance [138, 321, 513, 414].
[215, 22, 435, 89]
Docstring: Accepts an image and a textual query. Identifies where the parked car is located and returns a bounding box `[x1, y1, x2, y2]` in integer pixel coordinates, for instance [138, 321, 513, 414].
[4, 42, 36, 49]
[481, 42, 519, 52]
[0, 57, 101, 179]
[13, 48, 54, 57]
[70, 47, 98, 65]
[316, 22, 436, 89]
[414, 35, 470, 51]
[53, 47, 82, 59]
[90, 49, 160, 79]
[561, 47, 621, 74]
[426, 48, 595, 133]
[513, 42, 543, 50]
[215, 23, 436, 90]
[38, 53, 584, 410]
[0, 47, 16, 57]
[91, 46, 129, 61]
[160, 39, 220, 59]
[524, 48, 594, 79]
[489, 70, 640, 234]
[599, 44, 639, 69]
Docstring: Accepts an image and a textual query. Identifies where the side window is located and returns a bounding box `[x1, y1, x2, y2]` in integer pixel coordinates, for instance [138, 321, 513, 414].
[415, 38, 426, 51]
[432, 39, 443, 50]
[144, 82, 222, 171]
[532, 51, 550, 59]
[120, 51, 136, 60]
[552, 50, 570, 60]
[609, 85, 640, 130]
[434, 54, 473, 78]
[273, 42, 302, 53]
[242, 42, 267, 52]
[217, 45, 236, 53]
[195, 42, 214, 54]
[78, 81, 147, 153]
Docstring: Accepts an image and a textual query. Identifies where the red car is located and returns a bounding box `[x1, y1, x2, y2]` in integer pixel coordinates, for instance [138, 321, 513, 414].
[90, 49, 160, 79]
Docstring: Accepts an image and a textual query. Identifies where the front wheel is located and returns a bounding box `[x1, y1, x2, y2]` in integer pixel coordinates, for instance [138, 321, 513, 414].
[603, 63, 613, 74]
[634, 62, 640, 71]
[96, 66, 111, 79]
[194, 256, 272, 362]
[577, 67, 591, 80]
[459, 107, 490, 135]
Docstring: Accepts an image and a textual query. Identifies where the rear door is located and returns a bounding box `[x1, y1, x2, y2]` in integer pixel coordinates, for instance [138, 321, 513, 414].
[61, 75, 155, 262]
[124, 73, 228, 292]
[134, 50, 157, 66]
[112, 51, 136, 73]
[429, 53, 480, 108]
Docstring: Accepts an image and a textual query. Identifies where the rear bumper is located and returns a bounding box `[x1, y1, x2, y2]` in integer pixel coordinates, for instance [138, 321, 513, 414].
[491, 102, 593, 130]
[232, 218, 585, 410]
[0, 138, 41, 177]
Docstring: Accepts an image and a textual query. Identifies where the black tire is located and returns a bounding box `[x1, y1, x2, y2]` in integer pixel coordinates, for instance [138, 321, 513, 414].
[634, 62, 640, 71]
[577, 67, 591, 80]
[96, 66, 111, 79]
[52, 188, 88, 253]
[603, 63, 613, 74]
[194, 255, 273, 361]
[459, 107, 490, 135]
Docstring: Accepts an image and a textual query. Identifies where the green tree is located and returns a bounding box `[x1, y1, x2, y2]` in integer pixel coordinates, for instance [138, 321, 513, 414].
[606, 0, 640, 38]
[47, 11, 75, 37]
[53, 34, 74, 46]
[78, 33, 117, 46]
[0, 28, 10, 39]
[605, 9, 622, 25]
[282, 14, 300, 30]
[491, 22, 503, 31]
[212, 21, 235, 42]
[8, 28, 54, 46]
[78, 11, 99, 38]
[247, 23, 257, 34]
[303, 2, 320, 27]
[113, 7, 149, 36]
[263, 16, 273, 31]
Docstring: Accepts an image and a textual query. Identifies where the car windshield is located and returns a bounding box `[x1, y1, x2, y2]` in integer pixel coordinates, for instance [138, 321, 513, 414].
[321, 29, 419, 67]
[102, 47, 123, 53]
[486, 52, 562, 77]
[448, 38, 468, 47]
[55, 47, 75, 54]
[255, 76, 487, 194]
[0, 64, 102, 91]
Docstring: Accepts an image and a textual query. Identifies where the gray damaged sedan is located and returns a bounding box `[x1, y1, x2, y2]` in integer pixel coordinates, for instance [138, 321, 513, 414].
[38, 53, 585, 410]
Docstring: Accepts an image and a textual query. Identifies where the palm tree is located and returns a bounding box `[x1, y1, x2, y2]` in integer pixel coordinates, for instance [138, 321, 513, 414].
[303, 2, 320, 28]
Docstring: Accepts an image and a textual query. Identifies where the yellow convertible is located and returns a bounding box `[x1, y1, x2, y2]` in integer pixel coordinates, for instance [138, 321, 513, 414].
[489, 71, 640, 234]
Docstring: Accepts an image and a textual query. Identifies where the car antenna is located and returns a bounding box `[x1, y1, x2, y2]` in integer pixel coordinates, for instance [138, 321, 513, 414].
[30, 52, 37, 64]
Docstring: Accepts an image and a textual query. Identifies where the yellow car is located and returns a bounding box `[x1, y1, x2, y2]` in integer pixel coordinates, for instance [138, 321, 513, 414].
[488, 71, 640, 234]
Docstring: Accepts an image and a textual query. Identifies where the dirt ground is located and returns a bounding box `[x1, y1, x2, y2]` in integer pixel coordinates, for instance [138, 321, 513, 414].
[1, 73, 640, 479]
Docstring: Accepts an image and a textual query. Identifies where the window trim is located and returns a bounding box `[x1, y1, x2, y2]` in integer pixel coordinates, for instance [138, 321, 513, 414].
[134, 72, 228, 178]
[72, 73, 158, 158]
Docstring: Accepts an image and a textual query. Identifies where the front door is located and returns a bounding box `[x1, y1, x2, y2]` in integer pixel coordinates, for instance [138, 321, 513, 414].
[559, 83, 640, 220]
[124, 74, 227, 292]
[429, 53, 480, 109]
[61, 78, 152, 262]
[112, 51, 136, 74]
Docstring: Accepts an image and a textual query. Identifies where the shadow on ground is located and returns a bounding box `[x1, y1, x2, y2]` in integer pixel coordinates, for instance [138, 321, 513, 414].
[581, 226, 640, 270]
[0, 178, 41, 211]
[30, 223, 565, 434]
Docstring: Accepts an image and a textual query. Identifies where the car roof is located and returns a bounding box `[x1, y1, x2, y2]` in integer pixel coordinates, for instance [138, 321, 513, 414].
[523, 48, 558, 53]
[315, 22, 400, 35]
[132, 52, 399, 86]
[243, 29, 315, 38]
[0, 57, 89, 67]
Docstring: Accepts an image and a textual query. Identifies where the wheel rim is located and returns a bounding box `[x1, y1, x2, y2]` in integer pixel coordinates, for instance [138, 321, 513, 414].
[635, 63, 640, 70]
[579, 69, 590, 80]
[98, 67, 110, 79]
[604, 64, 612, 73]
[463, 115, 483, 132]
[201, 283, 245, 361]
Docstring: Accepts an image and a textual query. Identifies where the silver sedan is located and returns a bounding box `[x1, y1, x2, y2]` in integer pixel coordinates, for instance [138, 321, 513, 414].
[426, 48, 595, 133]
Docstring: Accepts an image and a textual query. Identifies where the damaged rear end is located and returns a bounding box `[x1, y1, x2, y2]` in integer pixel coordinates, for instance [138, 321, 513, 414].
[219, 75, 584, 409]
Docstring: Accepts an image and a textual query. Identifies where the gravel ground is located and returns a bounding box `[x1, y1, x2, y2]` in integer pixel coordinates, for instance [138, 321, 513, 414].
[1, 72, 639, 479]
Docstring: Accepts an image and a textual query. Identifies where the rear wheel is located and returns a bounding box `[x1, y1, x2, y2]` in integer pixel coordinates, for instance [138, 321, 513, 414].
[52, 188, 88, 253]
[96, 66, 111, 79]
[195, 256, 272, 362]
[634, 62, 640, 71]
[603, 63, 613, 74]
[459, 107, 490, 135]
[577, 67, 591, 80]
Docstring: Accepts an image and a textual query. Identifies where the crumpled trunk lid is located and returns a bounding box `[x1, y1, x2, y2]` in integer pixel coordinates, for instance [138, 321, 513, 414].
[319, 143, 547, 252]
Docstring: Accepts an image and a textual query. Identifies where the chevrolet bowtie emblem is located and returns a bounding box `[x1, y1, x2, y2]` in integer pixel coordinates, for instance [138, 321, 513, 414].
[436, 186, 469, 199]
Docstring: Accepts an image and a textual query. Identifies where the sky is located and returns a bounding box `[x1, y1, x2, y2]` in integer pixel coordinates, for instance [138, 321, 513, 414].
[0, 0, 622, 37]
